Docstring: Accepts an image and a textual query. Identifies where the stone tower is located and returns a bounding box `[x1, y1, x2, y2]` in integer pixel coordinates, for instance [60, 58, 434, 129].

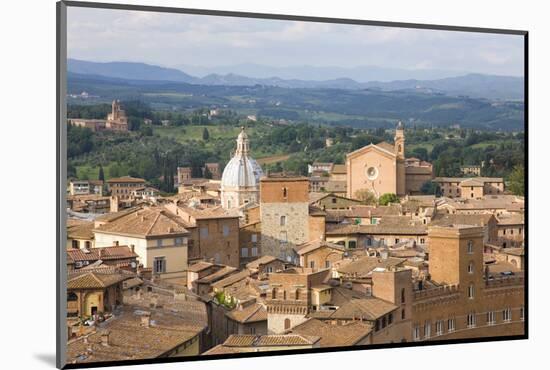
[260, 176, 310, 262]
[428, 225, 485, 297]
[395, 121, 406, 196]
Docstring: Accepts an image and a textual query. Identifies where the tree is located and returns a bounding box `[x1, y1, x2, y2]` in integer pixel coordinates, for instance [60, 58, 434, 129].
[202, 127, 210, 141]
[203, 165, 212, 179]
[378, 193, 399, 206]
[354, 189, 377, 205]
[98, 165, 105, 182]
[508, 165, 525, 196]
[420, 181, 440, 196]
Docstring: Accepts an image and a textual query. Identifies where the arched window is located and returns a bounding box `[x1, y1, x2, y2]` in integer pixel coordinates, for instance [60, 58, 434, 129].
[67, 292, 78, 302]
[468, 262, 474, 274]
[284, 318, 291, 330]
[468, 284, 475, 299]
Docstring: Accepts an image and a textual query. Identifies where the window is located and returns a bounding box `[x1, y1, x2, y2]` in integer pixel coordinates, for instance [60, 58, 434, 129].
[435, 320, 443, 336]
[280, 215, 287, 226]
[156, 239, 163, 247]
[72, 240, 79, 249]
[279, 231, 288, 243]
[241, 248, 248, 258]
[284, 318, 291, 330]
[175, 237, 183, 246]
[348, 240, 357, 249]
[510, 229, 514, 235]
[420, 238, 425, 244]
[153, 257, 166, 274]
[267, 266, 273, 273]
[503, 308, 512, 322]
[200, 227, 209, 238]
[309, 261, 315, 269]
[424, 321, 431, 339]
[468, 262, 474, 274]
[282, 187, 288, 198]
[85, 241, 91, 249]
[388, 313, 393, 325]
[447, 318, 455, 332]
[251, 234, 258, 243]
[401, 288, 406, 304]
[395, 238, 400, 244]
[468, 284, 475, 299]
[467, 312, 476, 328]
[467, 240, 474, 254]
[251, 247, 258, 257]
[401, 309, 406, 320]
[520, 306, 525, 321]
[271, 288, 277, 299]
[223, 225, 230, 237]
[413, 325, 420, 341]
[67, 292, 78, 302]
[332, 198, 337, 204]
[487, 311, 496, 325]
[227, 200, 231, 208]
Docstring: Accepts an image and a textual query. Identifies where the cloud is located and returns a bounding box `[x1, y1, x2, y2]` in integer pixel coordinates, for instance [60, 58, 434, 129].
[67, 6, 524, 76]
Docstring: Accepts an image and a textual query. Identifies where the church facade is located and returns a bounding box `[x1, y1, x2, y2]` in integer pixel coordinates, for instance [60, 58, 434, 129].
[346, 122, 433, 199]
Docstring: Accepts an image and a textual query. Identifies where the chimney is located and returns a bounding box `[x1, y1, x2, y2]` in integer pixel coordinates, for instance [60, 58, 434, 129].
[141, 312, 151, 327]
[130, 244, 135, 253]
[100, 330, 111, 346]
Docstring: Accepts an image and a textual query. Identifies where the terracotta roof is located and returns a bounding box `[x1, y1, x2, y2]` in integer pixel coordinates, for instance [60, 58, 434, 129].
[431, 213, 495, 227]
[337, 256, 406, 277]
[66, 303, 206, 363]
[225, 303, 267, 323]
[212, 270, 251, 290]
[67, 246, 138, 264]
[187, 261, 214, 273]
[294, 240, 345, 255]
[223, 334, 320, 347]
[245, 255, 281, 269]
[501, 247, 524, 256]
[496, 214, 524, 225]
[67, 221, 95, 240]
[290, 318, 372, 347]
[67, 272, 130, 290]
[434, 177, 503, 183]
[326, 221, 427, 236]
[195, 266, 237, 284]
[106, 176, 146, 184]
[331, 164, 347, 174]
[95, 207, 189, 237]
[310, 288, 397, 321]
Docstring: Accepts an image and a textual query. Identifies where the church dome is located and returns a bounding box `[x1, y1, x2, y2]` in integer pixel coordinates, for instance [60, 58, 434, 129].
[221, 127, 264, 189]
[221, 156, 263, 188]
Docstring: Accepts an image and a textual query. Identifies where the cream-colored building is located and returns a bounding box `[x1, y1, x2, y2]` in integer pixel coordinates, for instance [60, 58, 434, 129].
[93, 207, 190, 278]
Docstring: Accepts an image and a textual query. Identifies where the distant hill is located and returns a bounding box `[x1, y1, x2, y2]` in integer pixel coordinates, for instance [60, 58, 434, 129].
[68, 59, 524, 100]
[68, 59, 196, 83]
[67, 72, 524, 131]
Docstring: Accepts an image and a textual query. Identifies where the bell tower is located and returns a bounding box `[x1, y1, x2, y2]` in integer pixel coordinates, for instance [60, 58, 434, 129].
[395, 121, 406, 195]
[394, 121, 405, 159]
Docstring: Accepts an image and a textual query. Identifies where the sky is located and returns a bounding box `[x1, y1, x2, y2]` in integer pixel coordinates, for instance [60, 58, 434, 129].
[67, 7, 525, 80]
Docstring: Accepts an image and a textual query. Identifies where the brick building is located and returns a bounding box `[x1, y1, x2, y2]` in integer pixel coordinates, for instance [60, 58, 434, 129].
[260, 176, 310, 262]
